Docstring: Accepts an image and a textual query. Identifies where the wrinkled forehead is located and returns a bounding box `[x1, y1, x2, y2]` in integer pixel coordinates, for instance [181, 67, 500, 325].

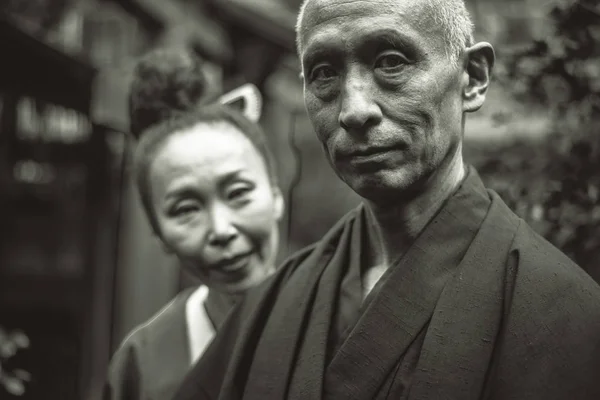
[298, 0, 433, 56]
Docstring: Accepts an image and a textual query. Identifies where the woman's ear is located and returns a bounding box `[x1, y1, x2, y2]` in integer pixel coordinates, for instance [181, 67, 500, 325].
[462, 42, 495, 113]
[219, 83, 263, 122]
[160, 241, 174, 255]
[153, 231, 173, 255]
[272, 186, 285, 222]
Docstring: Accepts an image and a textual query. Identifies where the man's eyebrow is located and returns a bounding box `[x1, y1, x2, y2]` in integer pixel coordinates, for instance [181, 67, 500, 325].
[302, 43, 340, 68]
[358, 29, 419, 53]
[302, 29, 420, 67]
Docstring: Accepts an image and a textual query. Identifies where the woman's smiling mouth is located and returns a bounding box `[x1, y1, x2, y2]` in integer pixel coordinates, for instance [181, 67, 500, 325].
[212, 252, 253, 274]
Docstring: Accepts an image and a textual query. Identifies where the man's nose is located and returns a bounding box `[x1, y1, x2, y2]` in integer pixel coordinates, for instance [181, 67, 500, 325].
[207, 205, 238, 247]
[338, 72, 382, 131]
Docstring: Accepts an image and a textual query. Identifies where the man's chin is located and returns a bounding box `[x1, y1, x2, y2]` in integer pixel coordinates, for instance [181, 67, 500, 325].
[344, 171, 421, 205]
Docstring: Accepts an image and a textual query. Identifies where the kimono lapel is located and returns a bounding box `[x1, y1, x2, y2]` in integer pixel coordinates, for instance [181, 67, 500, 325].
[214, 265, 294, 400]
[239, 210, 363, 400]
[324, 169, 491, 400]
[142, 289, 194, 399]
[286, 209, 367, 399]
[407, 192, 520, 400]
[327, 213, 367, 362]
[178, 252, 323, 400]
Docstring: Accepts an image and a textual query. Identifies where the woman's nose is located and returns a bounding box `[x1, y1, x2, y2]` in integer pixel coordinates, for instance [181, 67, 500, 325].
[207, 205, 238, 247]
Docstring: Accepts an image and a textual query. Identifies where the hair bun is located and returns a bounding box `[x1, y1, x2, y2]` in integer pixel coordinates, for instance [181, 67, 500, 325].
[128, 48, 209, 138]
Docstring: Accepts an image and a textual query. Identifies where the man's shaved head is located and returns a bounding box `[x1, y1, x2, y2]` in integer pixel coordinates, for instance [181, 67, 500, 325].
[296, 0, 474, 63]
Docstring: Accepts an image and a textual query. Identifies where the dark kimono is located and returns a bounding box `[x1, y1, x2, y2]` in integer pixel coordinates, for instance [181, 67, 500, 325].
[173, 167, 600, 400]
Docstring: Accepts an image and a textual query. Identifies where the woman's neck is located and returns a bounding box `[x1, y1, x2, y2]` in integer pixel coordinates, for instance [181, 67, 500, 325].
[203, 289, 238, 329]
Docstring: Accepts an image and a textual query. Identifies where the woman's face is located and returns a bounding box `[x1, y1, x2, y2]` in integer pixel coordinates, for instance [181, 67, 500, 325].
[149, 122, 283, 294]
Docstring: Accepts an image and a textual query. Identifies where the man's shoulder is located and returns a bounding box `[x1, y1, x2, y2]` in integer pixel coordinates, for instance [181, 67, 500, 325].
[281, 206, 363, 276]
[279, 242, 320, 277]
[513, 221, 599, 291]
[484, 189, 600, 303]
[239, 242, 319, 312]
[254, 206, 363, 290]
[491, 220, 600, 389]
[236, 207, 364, 321]
[509, 221, 600, 324]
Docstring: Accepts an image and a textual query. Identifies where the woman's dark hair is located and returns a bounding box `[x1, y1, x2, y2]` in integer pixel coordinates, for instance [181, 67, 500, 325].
[128, 47, 277, 234]
[128, 48, 209, 138]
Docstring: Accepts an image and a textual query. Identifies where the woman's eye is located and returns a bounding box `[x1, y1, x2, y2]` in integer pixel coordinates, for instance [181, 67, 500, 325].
[171, 202, 200, 217]
[228, 186, 252, 201]
[311, 65, 337, 81]
[375, 52, 407, 70]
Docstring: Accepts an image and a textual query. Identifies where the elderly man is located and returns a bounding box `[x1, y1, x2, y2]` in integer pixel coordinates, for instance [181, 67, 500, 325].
[173, 0, 600, 399]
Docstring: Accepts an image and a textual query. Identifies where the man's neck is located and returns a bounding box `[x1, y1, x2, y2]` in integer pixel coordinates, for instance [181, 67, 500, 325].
[364, 149, 466, 268]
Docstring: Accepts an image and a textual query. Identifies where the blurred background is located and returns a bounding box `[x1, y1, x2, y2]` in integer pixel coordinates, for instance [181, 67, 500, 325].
[0, 0, 598, 398]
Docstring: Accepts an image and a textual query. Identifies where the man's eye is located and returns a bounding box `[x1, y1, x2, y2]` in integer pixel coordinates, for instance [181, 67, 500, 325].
[311, 65, 337, 81]
[375, 52, 408, 70]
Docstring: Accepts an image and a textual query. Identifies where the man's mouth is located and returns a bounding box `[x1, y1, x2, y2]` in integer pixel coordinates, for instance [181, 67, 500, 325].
[340, 143, 407, 160]
[339, 147, 403, 165]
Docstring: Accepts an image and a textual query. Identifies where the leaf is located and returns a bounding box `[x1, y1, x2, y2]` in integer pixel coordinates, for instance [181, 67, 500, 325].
[1, 375, 26, 396]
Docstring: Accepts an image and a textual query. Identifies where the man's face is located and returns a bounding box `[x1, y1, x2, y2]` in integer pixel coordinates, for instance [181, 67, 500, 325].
[299, 0, 468, 203]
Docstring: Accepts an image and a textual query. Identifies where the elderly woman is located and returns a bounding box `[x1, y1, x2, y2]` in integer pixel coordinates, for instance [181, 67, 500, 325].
[104, 49, 283, 400]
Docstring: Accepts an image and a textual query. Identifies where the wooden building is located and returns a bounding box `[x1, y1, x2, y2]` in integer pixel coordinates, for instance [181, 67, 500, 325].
[0, 14, 125, 399]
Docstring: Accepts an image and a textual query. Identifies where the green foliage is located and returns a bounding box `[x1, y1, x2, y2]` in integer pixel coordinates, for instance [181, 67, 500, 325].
[474, 0, 600, 281]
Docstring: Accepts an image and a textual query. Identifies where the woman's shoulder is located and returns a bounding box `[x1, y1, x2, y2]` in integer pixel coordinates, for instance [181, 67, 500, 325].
[116, 287, 197, 352]
[106, 287, 200, 399]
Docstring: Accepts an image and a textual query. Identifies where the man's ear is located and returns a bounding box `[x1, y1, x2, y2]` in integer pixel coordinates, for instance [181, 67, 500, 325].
[462, 42, 495, 113]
